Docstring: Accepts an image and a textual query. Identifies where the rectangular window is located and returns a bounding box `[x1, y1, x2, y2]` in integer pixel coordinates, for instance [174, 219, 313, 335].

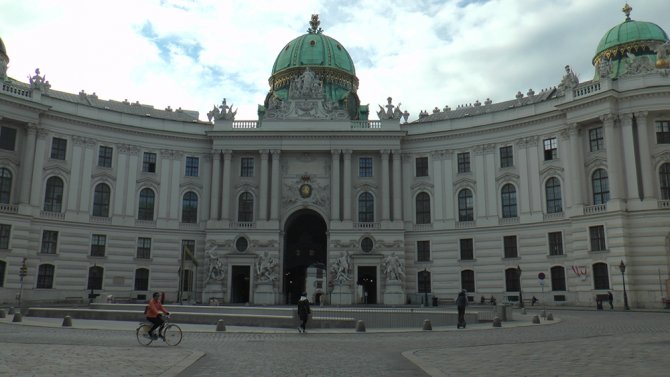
[134, 269, 149, 291]
[41, 230, 58, 254]
[142, 152, 157, 173]
[359, 157, 373, 177]
[90, 234, 106, 257]
[459, 238, 474, 260]
[98, 146, 113, 168]
[548, 232, 564, 256]
[50, 137, 67, 160]
[241, 157, 254, 177]
[500, 146, 513, 168]
[0, 126, 17, 151]
[37, 265, 54, 289]
[503, 236, 518, 258]
[137, 237, 152, 259]
[0, 224, 10, 249]
[589, 127, 604, 152]
[415, 157, 428, 177]
[185, 156, 199, 177]
[543, 137, 558, 161]
[656, 121, 670, 144]
[589, 225, 606, 251]
[551, 267, 566, 291]
[182, 240, 195, 262]
[417, 240, 431, 262]
[457, 152, 470, 173]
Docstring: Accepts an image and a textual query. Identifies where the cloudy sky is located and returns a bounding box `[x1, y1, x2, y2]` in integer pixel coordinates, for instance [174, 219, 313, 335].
[1, 0, 667, 121]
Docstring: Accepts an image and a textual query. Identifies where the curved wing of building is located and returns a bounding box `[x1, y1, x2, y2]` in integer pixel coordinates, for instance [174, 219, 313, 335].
[0, 8, 669, 308]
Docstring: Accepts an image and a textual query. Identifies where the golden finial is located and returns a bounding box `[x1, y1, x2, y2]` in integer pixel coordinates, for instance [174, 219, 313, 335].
[622, 3, 632, 21]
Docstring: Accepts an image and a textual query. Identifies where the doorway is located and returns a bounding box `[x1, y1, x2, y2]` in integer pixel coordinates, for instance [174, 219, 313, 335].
[358, 266, 377, 304]
[230, 265, 250, 304]
[283, 209, 327, 304]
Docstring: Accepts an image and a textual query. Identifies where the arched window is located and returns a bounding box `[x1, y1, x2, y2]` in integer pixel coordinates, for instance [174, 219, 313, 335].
[0, 168, 12, 204]
[415, 192, 431, 224]
[134, 268, 149, 291]
[458, 189, 474, 221]
[92, 183, 111, 217]
[501, 184, 517, 218]
[0, 260, 6, 287]
[181, 191, 198, 223]
[660, 163, 670, 200]
[44, 176, 64, 212]
[592, 262, 610, 290]
[545, 177, 562, 213]
[138, 188, 155, 220]
[87, 265, 104, 290]
[505, 268, 520, 292]
[550, 266, 566, 291]
[358, 192, 374, 223]
[238, 192, 254, 222]
[37, 264, 55, 289]
[461, 270, 475, 293]
[592, 169, 609, 205]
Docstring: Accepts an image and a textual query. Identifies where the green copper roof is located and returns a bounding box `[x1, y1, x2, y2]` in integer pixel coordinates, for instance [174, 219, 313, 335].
[271, 32, 355, 76]
[594, 19, 668, 58]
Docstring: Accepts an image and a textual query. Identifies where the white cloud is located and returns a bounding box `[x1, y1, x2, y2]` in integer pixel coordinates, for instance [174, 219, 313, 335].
[1, 0, 667, 121]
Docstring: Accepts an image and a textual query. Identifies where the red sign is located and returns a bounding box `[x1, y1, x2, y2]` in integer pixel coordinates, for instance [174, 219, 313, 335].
[538, 272, 546, 280]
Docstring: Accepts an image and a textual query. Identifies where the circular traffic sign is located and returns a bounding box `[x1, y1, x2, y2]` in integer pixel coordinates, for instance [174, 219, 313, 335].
[538, 272, 546, 280]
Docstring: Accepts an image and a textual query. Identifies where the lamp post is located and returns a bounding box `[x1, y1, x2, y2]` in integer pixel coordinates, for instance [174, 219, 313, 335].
[619, 260, 630, 310]
[517, 265, 524, 308]
[17, 257, 27, 308]
[423, 268, 428, 307]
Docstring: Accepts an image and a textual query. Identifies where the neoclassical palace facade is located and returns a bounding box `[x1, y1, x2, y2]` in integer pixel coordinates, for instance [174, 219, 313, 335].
[1, 9, 670, 308]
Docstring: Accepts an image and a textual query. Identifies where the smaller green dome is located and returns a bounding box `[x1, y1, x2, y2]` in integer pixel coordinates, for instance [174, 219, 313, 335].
[594, 19, 668, 61]
[0, 37, 8, 60]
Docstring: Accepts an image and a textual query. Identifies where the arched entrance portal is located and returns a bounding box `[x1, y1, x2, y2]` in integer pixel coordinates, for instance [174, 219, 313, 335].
[283, 209, 327, 304]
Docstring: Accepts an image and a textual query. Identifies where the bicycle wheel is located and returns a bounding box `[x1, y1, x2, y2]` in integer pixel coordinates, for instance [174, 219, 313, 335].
[136, 324, 154, 346]
[163, 324, 183, 346]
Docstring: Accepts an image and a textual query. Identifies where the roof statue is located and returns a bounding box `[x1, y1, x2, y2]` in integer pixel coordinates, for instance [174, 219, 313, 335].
[207, 98, 237, 122]
[28, 68, 50, 91]
[558, 65, 579, 92]
[653, 40, 670, 69]
[307, 14, 323, 34]
[377, 97, 404, 120]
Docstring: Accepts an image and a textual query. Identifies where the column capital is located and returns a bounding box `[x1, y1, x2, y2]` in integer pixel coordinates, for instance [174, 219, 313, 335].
[222, 149, 233, 158]
[26, 123, 38, 134]
[599, 114, 618, 127]
[567, 123, 581, 137]
[37, 128, 49, 139]
[271, 149, 281, 158]
[342, 149, 352, 159]
[619, 112, 634, 123]
[331, 149, 341, 156]
[380, 149, 390, 156]
[634, 111, 648, 120]
[260, 149, 269, 160]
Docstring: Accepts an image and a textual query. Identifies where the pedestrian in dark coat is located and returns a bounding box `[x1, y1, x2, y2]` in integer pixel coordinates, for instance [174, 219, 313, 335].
[456, 290, 468, 329]
[297, 292, 311, 333]
[607, 291, 614, 310]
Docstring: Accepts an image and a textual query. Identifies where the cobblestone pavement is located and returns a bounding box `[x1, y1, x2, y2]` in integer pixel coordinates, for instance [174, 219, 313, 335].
[1, 309, 669, 377]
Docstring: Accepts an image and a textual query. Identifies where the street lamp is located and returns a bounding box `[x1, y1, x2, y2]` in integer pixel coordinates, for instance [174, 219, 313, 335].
[17, 258, 27, 308]
[619, 260, 630, 310]
[517, 265, 524, 308]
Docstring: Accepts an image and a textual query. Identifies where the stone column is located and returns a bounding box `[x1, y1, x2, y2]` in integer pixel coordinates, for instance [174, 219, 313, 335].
[525, 139, 541, 214]
[19, 124, 37, 204]
[567, 124, 584, 207]
[380, 150, 390, 221]
[68, 137, 86, 211]
[474, 147, 487, 218]
[29, 128, 48, 207]
[635, 112, 655, 199]
[259, 149, 269, 221]
[443, 151, 454, 221]
[221, 150, 232, 221]
[170, 151, 183, 219]
[401, 153, 412, 223]
[157, 149, 172, 220]
[76, 139, 96, 213]
[270, 150, 281, 221]
[602, 114, 624, 201]
[331, 149, 341, 221]
[484, 144, 498, 216]
[431, 151, 444, 221]
[124, 146, 140, 217]
[516, 138, 530, 214]
[620, 113, 640, 200]
[342, 150, 352, 221]
[209, 150, 221, 220]
[391, 150, 402, 221]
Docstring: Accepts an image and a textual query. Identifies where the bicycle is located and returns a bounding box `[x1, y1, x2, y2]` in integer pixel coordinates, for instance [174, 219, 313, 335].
[136, 315, 182, 346]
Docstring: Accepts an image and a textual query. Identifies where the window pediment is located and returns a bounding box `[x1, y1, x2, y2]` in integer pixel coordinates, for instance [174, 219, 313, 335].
[92, 170, 116, 182]
[453, 176, 476, 191]
[410, 181, 433, 191]
[585, 156, 607, 171]
[43, 163, 70, 176]
[495, 172, 520, 185]
[136, 175, 160, 187]
[539, 165, 564, 177]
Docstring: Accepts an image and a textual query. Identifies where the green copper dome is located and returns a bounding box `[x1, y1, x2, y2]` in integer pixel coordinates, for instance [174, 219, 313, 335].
[262, 15, 363, 120]
[592, 4, 668, 79]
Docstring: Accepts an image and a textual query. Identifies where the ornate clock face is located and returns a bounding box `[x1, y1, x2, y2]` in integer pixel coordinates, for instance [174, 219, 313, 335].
[299, 183, 312, 198]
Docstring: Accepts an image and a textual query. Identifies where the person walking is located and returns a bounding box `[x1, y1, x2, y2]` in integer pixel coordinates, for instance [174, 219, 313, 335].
[607, 291, 614, 310]
[456, 289, 468, 329]
[297, 292, 311, 333]
[145, 292, 170, 340]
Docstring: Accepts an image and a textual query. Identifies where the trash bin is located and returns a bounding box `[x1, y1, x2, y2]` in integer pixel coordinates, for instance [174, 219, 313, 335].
[432, 297, 438, 307]
[496, 303, 512, 321]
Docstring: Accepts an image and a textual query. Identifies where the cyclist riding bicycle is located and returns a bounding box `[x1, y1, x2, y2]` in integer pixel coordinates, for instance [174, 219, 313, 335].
[145, 292, 170, 340]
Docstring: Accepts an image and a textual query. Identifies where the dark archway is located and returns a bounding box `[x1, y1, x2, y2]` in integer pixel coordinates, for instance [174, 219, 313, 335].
[283, 209, 327, 304]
